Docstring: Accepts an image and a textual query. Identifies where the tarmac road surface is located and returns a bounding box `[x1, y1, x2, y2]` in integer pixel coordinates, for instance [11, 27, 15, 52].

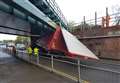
[0, 51, 75, 83]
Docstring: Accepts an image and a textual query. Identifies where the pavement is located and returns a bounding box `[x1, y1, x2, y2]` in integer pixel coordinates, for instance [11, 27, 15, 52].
[0, 51, 75, 83]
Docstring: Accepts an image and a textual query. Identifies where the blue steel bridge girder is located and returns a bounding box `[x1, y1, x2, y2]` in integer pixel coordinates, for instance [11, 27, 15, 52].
[29, 0, 67, 28]
[0, 1, 54, 37]
[29, 0, 58, 23]
[43, 8, 52, 14]
[0, 9, 31, 36]
[2, 0, 57, 29]
[31, 0, 44, 7]
[1, 0, 67, 31]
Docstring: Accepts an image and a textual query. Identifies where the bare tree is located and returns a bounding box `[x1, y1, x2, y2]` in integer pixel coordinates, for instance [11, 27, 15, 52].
[112, 5, 120, 25]
[67, 21, 76, 31]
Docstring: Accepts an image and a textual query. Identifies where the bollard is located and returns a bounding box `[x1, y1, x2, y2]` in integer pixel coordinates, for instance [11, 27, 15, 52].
[51, 55, 54, 72]
[29, 55, 31, 62]
[77, 58, 82, 83]
[36, 55, 39, 64]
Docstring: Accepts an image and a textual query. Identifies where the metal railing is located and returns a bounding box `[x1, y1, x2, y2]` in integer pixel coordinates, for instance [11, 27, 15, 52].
[16, 50, 83, 83]
[2, 48, 120, 83]
[77, 11, 120, 29]
[45, 0, 68, 26]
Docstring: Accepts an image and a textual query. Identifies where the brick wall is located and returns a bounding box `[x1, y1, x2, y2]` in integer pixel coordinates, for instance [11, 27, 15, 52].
[72, 25, 120, 60]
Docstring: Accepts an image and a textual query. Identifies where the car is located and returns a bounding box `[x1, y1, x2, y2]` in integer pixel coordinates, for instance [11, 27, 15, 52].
[0, 44, 7, 48]
[16, 44, 26, 50]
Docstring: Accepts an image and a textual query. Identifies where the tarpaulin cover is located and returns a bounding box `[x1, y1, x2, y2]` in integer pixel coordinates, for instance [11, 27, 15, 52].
[47, 26, 98, 60]
[47, 27, 68, 53]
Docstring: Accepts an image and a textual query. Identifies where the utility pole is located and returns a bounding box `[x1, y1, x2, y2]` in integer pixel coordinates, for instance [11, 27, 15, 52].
[106, 7, 109, 17]
[95, 12, 97, 27]
[83, 16, 86, 29]
[106, 7, 110, 27]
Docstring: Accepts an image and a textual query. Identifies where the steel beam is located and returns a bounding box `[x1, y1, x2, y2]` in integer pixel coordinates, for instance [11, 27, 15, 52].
[2, 0, 57, 29]
[0, 10, 31, 36]
[78, 35, 120, 40]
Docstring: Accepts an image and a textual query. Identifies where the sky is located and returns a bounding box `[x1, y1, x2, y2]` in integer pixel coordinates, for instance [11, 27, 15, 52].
[0, 0, 120, 41]
[55, 0, 120, 23]
[0, 34, 16, 41]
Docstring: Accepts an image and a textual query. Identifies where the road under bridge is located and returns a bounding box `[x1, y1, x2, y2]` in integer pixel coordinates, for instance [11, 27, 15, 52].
[0, 50, 75, 83]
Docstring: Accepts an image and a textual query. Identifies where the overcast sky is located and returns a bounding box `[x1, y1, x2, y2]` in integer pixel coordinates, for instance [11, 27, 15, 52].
[0, 34, 16, 41]
[55, 0, 120, 23]
[0, 0, 120, 41]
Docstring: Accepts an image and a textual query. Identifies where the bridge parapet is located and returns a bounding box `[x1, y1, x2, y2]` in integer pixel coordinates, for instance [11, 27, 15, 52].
[72, 25, 120, 38]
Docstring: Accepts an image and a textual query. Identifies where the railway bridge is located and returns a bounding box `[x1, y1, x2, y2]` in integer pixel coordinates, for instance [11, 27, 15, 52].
[0, 0, 120, 83]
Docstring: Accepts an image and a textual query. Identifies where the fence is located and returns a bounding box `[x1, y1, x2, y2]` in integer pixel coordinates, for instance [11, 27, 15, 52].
[2, 48, 120, 83]
[76, 10, 120, 30]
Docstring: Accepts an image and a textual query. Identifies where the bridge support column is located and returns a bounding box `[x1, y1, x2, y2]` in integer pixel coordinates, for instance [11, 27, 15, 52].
[30, 23, 42, 49]
[31, 36, 38, 48]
